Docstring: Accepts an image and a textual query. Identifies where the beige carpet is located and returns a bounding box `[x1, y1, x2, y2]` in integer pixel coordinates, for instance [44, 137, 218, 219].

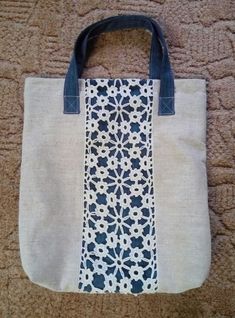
[0, 0, 234, 317]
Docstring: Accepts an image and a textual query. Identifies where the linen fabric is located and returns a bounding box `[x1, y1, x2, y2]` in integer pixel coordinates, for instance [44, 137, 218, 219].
[19, 77, 211, 294]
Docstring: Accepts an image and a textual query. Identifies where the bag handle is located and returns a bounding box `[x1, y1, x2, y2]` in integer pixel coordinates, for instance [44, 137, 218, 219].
[64, 15, 175, 116]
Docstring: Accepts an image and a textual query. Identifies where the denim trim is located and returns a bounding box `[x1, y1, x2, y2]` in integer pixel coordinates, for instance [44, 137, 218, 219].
[64, 55, 80, 114]
[158, 97, 175, 116]
[63, 96, 80, 114]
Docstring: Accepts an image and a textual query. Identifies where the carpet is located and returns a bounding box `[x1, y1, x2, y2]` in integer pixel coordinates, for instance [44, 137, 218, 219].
[0, 0, 234, 317]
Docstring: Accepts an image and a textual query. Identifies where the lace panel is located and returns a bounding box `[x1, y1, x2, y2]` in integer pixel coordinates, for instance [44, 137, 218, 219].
[78, 79, 158, 294]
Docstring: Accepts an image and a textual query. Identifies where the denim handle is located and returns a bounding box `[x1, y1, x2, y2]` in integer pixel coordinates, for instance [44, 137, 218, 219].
[64, 15, 175, 115]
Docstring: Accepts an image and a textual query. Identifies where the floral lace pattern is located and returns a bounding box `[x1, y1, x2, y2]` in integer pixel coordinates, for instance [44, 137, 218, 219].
[78, 79, 158, 294]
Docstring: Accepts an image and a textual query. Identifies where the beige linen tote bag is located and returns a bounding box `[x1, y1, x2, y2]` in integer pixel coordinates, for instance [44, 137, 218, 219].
[19, 15, 211, 294]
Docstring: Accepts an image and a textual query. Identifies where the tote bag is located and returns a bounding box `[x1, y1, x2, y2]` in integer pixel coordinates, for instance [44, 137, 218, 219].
[19, 15, 211, 294]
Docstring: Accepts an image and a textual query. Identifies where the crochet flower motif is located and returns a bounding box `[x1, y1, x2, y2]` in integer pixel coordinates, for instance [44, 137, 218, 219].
[79, 79, 158, 294]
